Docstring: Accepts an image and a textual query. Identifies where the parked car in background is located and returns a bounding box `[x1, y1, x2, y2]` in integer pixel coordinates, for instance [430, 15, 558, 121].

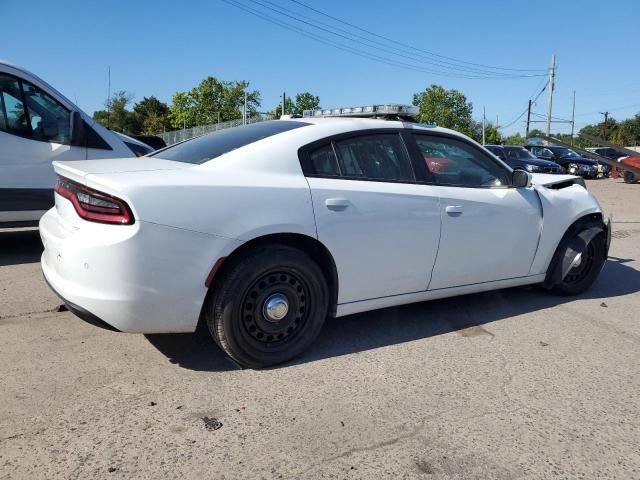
[524, 145, 609, 178]
[485, 145, 563, 173]
[618, 156, 640, 184]
[586, 147, 626, 161]
[0, 61, 154, 227]
[41, 105, 610, 368]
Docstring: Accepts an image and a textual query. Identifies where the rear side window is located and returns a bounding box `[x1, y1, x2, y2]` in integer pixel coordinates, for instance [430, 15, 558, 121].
[308, 143, 340, 176]
[152, 120, 309, 164]
[334, 134, 414, 181]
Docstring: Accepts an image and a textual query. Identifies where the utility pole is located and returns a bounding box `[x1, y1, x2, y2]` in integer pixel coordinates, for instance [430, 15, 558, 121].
[243, 91, 247, 125]
[570, 90, 576, 145]
[545, 54, 556, 136]
[106, 65, 111, 129]
[482, 106, 486, 145]
[525, 99, 532, 139]
[599, 111, 609, 138]
[281, 91, 286, 116]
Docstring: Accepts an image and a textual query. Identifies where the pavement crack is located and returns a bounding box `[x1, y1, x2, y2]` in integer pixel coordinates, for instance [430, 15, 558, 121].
[0, 307, 61, 323]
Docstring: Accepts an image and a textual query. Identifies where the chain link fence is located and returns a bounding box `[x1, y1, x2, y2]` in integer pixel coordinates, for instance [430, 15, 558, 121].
[157, 113, 276, 146]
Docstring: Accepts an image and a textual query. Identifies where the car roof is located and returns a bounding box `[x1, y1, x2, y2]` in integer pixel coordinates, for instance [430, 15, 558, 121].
[287, 116, 471, 141]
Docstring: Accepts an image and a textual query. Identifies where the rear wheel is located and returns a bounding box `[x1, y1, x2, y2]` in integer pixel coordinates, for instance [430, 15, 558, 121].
[623, 171, 637, 184]
[205, 245, 328, 368]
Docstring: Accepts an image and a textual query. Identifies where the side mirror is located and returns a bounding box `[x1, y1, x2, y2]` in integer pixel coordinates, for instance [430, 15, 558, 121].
[70, 111, 86, 147]
[513, 169, 532, 188]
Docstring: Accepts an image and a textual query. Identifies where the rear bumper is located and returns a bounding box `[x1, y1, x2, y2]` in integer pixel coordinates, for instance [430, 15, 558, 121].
[40, 207, 242, 333]
[44, 275, 120, 332]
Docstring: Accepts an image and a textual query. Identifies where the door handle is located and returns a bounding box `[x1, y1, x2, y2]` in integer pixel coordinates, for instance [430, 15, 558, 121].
[325, 198, 350, 210]
[445, 205, 464, 215]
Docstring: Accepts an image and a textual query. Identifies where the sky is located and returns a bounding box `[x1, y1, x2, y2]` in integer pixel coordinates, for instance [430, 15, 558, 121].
[1, 0, 638, 136]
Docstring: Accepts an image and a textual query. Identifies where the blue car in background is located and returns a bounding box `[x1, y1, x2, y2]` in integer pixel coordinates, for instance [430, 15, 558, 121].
[485, 145, 563, 173]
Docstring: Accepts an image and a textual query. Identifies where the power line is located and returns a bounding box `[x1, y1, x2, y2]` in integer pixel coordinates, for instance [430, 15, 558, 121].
[288, 0, 547, 74]
[222, 0, 513, 79]
[250, 0, 542, 78]
[223, 0, 547, 80]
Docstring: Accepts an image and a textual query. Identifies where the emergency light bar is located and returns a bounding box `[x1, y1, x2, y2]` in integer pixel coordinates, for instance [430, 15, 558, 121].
[302, 104, 418, 119]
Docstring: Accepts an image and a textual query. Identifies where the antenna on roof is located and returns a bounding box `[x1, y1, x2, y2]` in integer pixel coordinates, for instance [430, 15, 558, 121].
[107, 65, 111, 129]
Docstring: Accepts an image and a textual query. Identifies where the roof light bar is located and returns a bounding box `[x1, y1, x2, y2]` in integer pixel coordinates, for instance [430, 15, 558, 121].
[303, 104, 418, 119]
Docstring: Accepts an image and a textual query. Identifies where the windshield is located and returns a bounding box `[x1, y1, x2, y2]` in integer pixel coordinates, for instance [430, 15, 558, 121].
[504, 146, 536, 160]
[152, 121, 309, 164]
[553, 147, 581, 158]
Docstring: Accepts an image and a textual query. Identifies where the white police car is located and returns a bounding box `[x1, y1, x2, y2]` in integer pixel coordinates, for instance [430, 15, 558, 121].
[40, 104, 610, 368]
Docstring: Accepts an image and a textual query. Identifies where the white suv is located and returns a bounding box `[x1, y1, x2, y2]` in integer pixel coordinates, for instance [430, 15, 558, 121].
[0, 61, 152, 227]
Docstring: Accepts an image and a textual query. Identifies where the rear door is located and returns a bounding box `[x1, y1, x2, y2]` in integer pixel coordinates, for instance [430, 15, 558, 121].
[410, 133, 542, 290]
[300, 130, 441, 304]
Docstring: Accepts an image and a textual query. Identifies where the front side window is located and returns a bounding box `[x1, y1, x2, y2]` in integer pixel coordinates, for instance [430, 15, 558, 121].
[333, 133, 414, 182]
[0, 74, 30, 136]
[0, 74, 71, 144]
[22, 81, 70, 144]
[414, 135, 510, 187]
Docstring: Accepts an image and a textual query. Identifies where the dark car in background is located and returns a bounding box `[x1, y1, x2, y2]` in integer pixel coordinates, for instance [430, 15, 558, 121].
[524, 145, 610, 178]
[485, 145, 563, 173]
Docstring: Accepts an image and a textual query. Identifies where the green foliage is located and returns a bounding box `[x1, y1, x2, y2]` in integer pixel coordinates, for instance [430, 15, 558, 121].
[271, 97, 295, 119]
[93, 90, 137, 133]
[470, 120, 501, 144]
[133, 96, 170, 134]
[503, 132, 525, 145]
[270, 92, 320, 118]
[412, 84, 474, 136]
[293, 92, 320, 115]
[578, 114, 640, 147]
[168, 77, 261, 129]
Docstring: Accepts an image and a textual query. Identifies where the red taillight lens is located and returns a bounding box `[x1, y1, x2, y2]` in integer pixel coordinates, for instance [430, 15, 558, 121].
[54, 176, 134, 225]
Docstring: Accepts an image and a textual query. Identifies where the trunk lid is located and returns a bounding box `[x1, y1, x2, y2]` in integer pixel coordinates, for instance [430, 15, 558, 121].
[52, 157, 191, 184]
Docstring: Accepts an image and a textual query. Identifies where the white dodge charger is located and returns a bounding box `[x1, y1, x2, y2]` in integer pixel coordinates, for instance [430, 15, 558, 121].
[40, 105, 610, 368]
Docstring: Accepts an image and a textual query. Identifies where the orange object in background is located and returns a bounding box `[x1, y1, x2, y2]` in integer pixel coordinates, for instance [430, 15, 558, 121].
[619, 156, 640, 183]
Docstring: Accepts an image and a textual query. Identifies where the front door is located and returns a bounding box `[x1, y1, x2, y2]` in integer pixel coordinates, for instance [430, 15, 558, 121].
[0, 73, 83, 221]
[410, 133, 542, 290]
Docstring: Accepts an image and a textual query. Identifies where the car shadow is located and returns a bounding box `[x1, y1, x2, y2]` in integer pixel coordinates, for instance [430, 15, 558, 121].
[0, 228, 43, 267]
[145, 256, 639, 372]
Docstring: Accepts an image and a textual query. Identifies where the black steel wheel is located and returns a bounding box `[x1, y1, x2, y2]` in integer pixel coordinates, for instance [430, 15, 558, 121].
[205, 244, 328, 368]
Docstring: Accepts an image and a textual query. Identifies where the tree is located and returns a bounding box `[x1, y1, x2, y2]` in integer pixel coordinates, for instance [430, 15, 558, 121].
[503, 132, 525, 145]
[168, 77, 261, 129]
[470, 120, 501, 144]
[133, 96, 170, 134]
[293, 92, 320, 115]
[93, 90, 137, 133]
[271, 96, 295, 119]
[412, 84, 474, 136]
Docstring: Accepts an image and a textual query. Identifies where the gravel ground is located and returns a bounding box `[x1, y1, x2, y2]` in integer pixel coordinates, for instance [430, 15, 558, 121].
[1, 178, 638, 479]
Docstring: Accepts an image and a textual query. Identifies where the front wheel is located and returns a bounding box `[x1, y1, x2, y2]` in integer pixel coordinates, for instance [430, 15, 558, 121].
[544, 225, 607, 296]
[205, 245, 329, 368]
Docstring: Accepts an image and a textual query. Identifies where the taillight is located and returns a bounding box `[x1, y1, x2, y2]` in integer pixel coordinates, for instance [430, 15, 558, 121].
[54, 176, 134, 225]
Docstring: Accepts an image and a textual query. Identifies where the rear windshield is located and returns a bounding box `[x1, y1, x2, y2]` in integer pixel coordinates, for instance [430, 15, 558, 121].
[152, 120, 309, 164]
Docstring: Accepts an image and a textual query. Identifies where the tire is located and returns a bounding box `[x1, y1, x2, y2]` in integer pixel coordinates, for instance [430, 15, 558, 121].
[205, 244, 328, 368]
[544, 224, 607, 296]
[623, 171, 637, 184]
